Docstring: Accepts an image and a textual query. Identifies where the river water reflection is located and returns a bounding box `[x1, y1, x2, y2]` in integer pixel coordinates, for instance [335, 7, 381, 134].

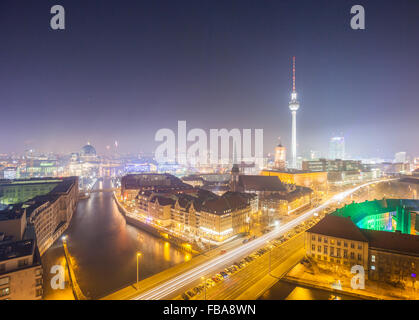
[41, 178, 190, 299]
[259, 281, 362, 300]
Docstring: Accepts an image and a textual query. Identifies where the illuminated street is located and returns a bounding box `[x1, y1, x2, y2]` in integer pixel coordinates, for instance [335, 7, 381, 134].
[100, 179, 393, 300]
[179, 234, 306, 300]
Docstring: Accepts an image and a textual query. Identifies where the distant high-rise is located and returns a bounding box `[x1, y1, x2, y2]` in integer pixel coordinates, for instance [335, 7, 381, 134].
[310, 150, 321, 160]
[329, 137, 345, 160]
[394, 152, 407, 163]
[274, 137, 286, 170]
[230, 144, 240, 192]
[288, 56, 300, 169]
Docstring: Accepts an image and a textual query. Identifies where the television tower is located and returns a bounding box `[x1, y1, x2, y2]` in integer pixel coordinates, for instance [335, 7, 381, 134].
[289, 56, 300, 169]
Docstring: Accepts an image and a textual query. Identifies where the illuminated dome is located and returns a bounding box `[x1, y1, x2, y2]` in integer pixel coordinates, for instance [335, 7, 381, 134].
[81, 144, 96, 156]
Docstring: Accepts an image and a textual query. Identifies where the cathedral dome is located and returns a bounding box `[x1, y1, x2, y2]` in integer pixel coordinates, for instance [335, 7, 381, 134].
[81, 144, 96, 156]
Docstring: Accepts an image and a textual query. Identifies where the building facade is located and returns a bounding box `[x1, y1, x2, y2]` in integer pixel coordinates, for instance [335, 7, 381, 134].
[305, 214, 419, 287]
[260, 169, 327, 193]
[0, 239, 43, 300]
[130, 175, 255, 243]
[0, 177, 78, 256]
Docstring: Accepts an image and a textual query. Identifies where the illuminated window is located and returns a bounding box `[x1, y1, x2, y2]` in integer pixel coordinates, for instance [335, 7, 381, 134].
[36, 288, 43, 297]
[0, 287, 10, 297]
[371, 255, 376, 262]
[371, 265, 376, 270]
[36, 278, 43, 286]
[0, 277, 9, 286]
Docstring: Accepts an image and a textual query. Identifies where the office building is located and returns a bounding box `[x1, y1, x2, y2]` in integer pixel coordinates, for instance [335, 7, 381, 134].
[329, 137, 345, 160]
[394, 152, 407, 164]
[305, 214, 419, 285]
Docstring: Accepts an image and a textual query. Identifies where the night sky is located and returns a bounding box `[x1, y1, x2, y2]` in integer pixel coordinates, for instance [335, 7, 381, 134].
[1, 0, 418, 159]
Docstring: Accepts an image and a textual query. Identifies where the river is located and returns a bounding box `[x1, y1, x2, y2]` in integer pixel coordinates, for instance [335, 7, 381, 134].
[259, 281, 362, 300]
[41, 178, 190, 299]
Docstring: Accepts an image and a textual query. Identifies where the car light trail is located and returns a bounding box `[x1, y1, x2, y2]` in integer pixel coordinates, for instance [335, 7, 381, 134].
[133, 179, 394, 300]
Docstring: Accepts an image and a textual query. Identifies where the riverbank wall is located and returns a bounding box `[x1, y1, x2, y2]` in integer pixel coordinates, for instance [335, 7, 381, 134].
[113, 193, 200, 255]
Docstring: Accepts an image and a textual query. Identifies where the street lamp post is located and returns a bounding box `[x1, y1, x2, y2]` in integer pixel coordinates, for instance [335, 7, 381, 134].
[136, 252, 142, 289]
[61, 235, 68, 251]
[201, 276, 206, 300]
[267, 242, 272, 275]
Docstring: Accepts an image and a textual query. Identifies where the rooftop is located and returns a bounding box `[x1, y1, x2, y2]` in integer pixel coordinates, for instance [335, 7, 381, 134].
[201, 192, 250, 214]
[142, 188, 254, 215]
[361, 229, 419, 256]
[0, 239, 35, 263]
[122, 173, 191, 190]
[262, 169, 326, 175]
[49, 177, 77, 194]
[0, 177, 62, 187]
[307, 215, 369, 242]
[0, 205, 25, 221]
[308, 214, 419, 256]
[238, 175, 287, 192]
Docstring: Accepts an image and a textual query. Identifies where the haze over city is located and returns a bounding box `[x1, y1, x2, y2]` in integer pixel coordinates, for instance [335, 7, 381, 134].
[1, 0, 419, 158]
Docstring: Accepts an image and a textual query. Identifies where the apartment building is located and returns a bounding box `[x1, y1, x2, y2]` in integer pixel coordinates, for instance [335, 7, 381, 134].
[0, 239, 43, 300]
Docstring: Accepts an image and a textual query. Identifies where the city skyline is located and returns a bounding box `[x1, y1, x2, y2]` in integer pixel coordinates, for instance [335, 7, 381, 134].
[1, 0, 419, 159]
[1, 0, 419, 304]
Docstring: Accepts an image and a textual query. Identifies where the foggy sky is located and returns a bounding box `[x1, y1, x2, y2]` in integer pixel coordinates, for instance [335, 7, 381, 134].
[1, 0, 418, 159]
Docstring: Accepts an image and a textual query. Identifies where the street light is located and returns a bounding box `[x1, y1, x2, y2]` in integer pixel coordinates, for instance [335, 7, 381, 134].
[136, 252, 142, 290]
[201, 276, 206, 300]
[61, 235, 68, 249]
[267, 242, 273, 275]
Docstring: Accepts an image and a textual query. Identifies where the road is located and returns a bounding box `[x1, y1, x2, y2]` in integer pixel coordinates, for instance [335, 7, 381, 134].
[182, 234, 305, 300]
[127, 179, 392, 300]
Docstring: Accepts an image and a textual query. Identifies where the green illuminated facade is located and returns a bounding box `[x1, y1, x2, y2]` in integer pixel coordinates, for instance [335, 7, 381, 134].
[0, 179, 61, 205]
[331, 199, 419, 235]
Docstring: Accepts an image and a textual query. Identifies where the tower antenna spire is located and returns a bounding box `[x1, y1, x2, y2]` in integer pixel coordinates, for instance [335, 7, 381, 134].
[292, 56, 296, 92]
[288, 56, 300, 169]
